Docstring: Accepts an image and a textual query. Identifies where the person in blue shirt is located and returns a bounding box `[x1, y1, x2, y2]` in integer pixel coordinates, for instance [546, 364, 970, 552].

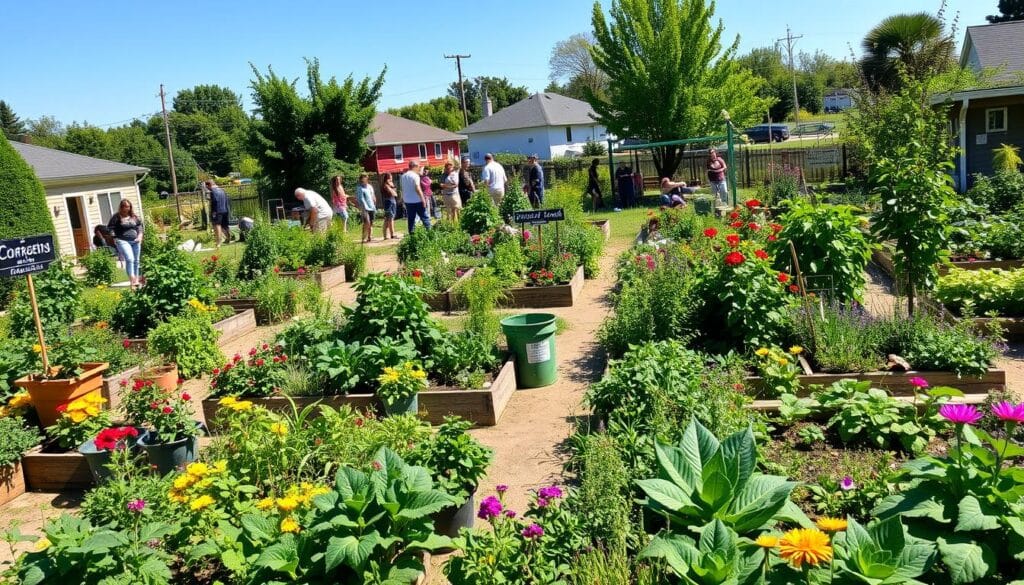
[356, 173, 377, 243]
[526, 154, 544, 208]
[205, 180, 231, 248]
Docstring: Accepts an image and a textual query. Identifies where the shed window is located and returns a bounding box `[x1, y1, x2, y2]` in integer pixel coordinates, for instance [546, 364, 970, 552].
[565, 127, 573, 142]
[393, 146, 403, 162]
[987, 107, 1007, 132]
[418, 144, 427, 159]
[97, 192, 123, 224]
[434, 143, 442, 158]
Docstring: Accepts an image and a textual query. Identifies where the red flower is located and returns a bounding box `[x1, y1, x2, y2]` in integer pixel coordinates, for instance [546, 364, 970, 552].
[273, 266, 281, 273]
[412, 269, 423, 278]
[724, 251, 746, 266]
[778, 272, 790, 283]
[176, 378, 185, 386]
[297, 267, 306, 275]
[754, 249, 769, 260]
[729, 221, 743, 229]
[119, 379, 128, 388]
[256, 359, 265, 367]
[747, 222, 761, 231]
[726, 234, 741, 247]
[703, 227, 718, 238]
[123, 339, 132, 349]
[745, 199, 761, 209]
[56, 403, 68, 413]
[355, 417, 364, 427]
[249, 348, 258, 356]
[212, 368, 221, 375]
[767, 235, 778, 242]
[233, 353, 242, 362]
[261, 343, 269, 351]
[181, 393, 191, 401]
[770, 223, 783, 233]
[789, 284, 800, 293]
[210, 255, 219, 262]
[729, 211, 740, 219]
[162, 406, 173, 414]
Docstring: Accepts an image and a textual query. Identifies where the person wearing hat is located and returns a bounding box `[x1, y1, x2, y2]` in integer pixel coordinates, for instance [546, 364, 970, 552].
[479, 153, 507, 206]
[526, 154, 544, 208]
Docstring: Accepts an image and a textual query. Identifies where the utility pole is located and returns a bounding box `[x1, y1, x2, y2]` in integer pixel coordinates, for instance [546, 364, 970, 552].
[159, 84, 181, 224]
[777, 26, 803, 126]
[445, 54, 471, 128]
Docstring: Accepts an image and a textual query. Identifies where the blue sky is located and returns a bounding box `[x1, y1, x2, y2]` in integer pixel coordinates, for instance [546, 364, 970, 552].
[0, 0, 994, 126]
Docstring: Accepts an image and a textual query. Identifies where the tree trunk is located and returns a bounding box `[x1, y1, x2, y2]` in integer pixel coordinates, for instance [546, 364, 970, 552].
[653, 145, 685, 179]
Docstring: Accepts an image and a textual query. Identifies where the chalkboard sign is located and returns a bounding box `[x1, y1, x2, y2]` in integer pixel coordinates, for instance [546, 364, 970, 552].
[513, 208, 565, 225]
[0, 234, 56, 278]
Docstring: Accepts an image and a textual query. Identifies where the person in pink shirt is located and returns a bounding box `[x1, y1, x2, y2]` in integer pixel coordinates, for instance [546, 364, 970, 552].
[420, 167, 438, 219]
[330, 175, 350, 232]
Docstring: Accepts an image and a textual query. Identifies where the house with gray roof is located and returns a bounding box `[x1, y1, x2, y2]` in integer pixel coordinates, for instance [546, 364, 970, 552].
[9, 139, 148, 258]
[460, 92, 608, 163]
[936, 20, 1024, 191]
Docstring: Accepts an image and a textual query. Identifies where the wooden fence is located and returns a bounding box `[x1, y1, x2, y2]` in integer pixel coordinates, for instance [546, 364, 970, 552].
[624, 144, 848, 187]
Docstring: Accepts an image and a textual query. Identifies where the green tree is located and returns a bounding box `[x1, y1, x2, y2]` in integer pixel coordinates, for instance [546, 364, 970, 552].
[0, 101, 25, 137]
[388, 96, 464, 133]
[590, 0, 770, 178]
[449, 77, 530, 123]
[860, 12, 954, 92]
[0, 137, 56, 307]
[25, 116, 65, 149]
[170, 85, 250, 176]
[988, 0, 1024, 22]
[63, 124, 115, 160]
[249, 58, 384, 195]
[548, 33, 608, 101]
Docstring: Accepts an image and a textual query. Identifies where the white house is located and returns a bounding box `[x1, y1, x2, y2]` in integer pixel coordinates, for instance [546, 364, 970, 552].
[823, 89, 853, 112]
[9, 140, 149, 258]
[461, 92, 608, 163]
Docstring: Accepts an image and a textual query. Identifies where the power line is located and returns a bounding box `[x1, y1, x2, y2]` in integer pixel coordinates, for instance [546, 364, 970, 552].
[777, 26, 804, 124]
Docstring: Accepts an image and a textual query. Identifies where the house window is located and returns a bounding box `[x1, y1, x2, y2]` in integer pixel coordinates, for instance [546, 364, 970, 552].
[434, 143, 442, 158]
[418, 144, 427, 159]
[393, 145, 404, 162]
[96, 192, 123, 224]
[987, 107, 1007, 132]
[565, 127, 573, 142]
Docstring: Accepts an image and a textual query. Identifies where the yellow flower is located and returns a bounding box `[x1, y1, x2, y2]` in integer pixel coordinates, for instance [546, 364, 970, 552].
[280, 517, 301, 533]
[186, 462, 210, 478]
[816, 517, 848, 533]
[172, 474, 196, 490]
[0, 406, 8, 418]
[97, 284, 107, 290]
[306, 485, 330, 499]
[755, 348, 770, 357]
[168, 490, 189, 504]
[256, 497, 276, 510]
[789, 345, 803, 355]
[410, 368, 427, 380]
[84, 405, 100, 417]
[220, 396, 237, 406]
[32, 344, 43, 353]
[270, 422, 289, 437]
[8, 392, 31, 409]
[779, 528, 832, 568]
[276, 497, 299, 512]
[34, 537, 51, 552]
[66, 398, 87, 412]
[213, 460, 228, 473]
[227, 400, 253, 412]
[776, 358, 790, 366]
[189, 495, 216, 511]
[754, 534, 780, 548]
[69, 410, 89, 423]
[84, 394, 106, 405]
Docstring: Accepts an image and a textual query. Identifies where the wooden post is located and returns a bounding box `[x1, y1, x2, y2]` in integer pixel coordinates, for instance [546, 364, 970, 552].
[788, 241, 817, 354]
[26, 274, 50, 375]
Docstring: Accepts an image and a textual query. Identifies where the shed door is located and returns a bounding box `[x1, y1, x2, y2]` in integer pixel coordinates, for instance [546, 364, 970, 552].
[65, 196, 90, 258]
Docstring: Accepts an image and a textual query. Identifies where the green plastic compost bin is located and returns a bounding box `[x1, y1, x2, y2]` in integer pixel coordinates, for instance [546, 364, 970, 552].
[501, 313, 558, 388]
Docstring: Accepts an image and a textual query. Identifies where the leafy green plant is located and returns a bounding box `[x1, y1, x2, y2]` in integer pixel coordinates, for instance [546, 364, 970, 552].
[636, 420, 808, 536]
[146, 310, 223, 379]
[376, 361, 427, 407]
[640, 519, 762, 584]
[498, 187, 531, 224]
[8, 260, 81, 339]
[237, 220, 277, 280]
[80, 249, 117, 286]
[408, 417, 493, 503]
[936, 267, 1024, 317]
[0, 416, 41, 466]
[832, 516, 936, 584]
[571, 432, 636, 554]
[341, 273, 442, 354]
[251, 272, 300, 323]
[137, 247, 211, 322]
[80, 449, 176, 529]
[752, 346, 803, 398]
[430, 331, 498, 388]
[109, 289, 157, 339]
[275, 314, 339, 357]
[311, 340, 365, 395]
[966, 170, 1024, 213]
[491, 238, 526, 284]
[777, 394, 814, 424]
[460, 267, 505, 348]
[796, 424, 826, 447]
[460, 188, 501, 235]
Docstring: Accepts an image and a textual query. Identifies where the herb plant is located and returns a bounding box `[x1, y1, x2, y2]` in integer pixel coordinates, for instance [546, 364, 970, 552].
[0, 416, 41, 466]
[408, 417, 493, 503]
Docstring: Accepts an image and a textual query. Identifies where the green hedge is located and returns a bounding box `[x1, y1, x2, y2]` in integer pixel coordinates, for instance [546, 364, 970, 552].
[0, 139, 56, 308]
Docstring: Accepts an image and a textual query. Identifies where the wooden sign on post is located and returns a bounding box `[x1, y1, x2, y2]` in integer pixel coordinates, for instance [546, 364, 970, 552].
[513, 209, 566, 267]
[0, 234, 57, 373]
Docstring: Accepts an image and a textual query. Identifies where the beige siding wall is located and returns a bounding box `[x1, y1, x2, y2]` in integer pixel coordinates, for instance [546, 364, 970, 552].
[42, 175, 143, 258]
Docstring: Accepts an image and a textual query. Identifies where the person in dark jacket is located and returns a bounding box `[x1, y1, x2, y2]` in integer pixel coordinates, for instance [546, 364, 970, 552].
[205, 180, 231, 247]
[526, 154, 544, 208]
[587, 158, 603, 210]
[458, 157, 475, 204]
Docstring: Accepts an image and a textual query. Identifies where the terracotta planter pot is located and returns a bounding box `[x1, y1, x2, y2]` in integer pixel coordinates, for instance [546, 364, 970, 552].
[0, 461, 26, 506]
[15, 362, 110, 428]
[139, 364, 180, 392]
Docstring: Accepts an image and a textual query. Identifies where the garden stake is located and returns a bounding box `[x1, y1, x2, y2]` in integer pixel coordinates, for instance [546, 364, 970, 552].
[26, 273, 50, 374]
[788, 240, 817, 355]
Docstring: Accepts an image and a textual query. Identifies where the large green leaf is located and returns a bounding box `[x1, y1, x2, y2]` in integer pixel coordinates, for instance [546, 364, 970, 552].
[636, 478, 696, 513]
[325, 533, 378, 572]
[728, 474, 798, 534]
[640, 534, 699, 577]
[655, 442, 695, 494]
[937, 536, 995, 584]
[241, 514, 277, 542]
[254, 537, 300, 576]
[894, 544, 936, 580]
[396, 490, 455, 520]
[955, 496, 1001, 532]
[719, 426, 757, 489]
[698, 520, 736, 561]
[678, 420, 720, 493]
[870, 515, 907, 553]
[873, 486, 951, 523]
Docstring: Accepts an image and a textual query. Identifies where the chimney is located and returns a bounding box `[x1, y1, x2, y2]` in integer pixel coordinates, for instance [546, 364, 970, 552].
[482, 87, 493, 118]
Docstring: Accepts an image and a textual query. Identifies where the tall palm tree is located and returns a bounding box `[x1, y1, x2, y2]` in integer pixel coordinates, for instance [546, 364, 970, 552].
[860, 12, 954, 92]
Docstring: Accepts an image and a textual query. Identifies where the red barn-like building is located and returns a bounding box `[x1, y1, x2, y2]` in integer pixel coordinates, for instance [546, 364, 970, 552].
[363, 112, 466, 174]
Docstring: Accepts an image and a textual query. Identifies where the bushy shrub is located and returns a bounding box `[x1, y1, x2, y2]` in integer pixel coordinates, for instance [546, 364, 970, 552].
[0, 139, 55, 310]
[0, 416, 41, 467]
[80, 249, 117, 286]
[236, 221, 276, 280]
[491, 239, 525, 284]
[342, 273, 441, 354]
[966, 170, 1024, 213]
[252, 272, 301, 323]
[460, 190, 501, 234]
[109, 289, 156, 339]
[8, 260, 81, 339]
[146, 310, 224, 379]
[498, 187, 531, 224]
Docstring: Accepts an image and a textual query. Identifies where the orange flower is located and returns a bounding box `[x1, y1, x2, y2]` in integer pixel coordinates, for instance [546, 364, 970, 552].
[779, 528, 832, 568]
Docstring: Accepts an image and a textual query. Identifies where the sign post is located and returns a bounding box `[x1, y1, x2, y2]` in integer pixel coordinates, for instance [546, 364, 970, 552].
[513, 209, 565, 268]
[0, 234, 57, 374]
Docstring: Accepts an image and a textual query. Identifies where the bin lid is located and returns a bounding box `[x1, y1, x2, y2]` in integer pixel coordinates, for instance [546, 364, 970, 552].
[500, 313, 557, 328]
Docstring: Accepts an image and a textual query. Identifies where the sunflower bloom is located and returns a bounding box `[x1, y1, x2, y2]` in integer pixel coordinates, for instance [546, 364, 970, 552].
[755, 348, 770, 357]
[270, 422, 289, 437]
[789, 346, 803, 355]
[754, 534, 780, 548]
[816, 517, 848, 533]
[256, 497, 276, 510]
[280, 517, 301, 533]
[779, 528, 832, 568]
[276, 497, 299, 512]
[189, 495, 216, 511]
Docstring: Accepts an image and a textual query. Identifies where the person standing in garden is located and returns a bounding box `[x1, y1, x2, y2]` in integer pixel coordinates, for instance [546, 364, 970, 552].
[526, 154, 545, 208]
[107, 199, 143, 289]
[380, 172, 398, 240]
[294, 187, 333, 233]
[440, 161, 461, 223]
[479, 153, 507, 206]
[458, 157, 476, 204]
[401, 161, 431, 233]
[205, 179, 231, 247]
[587, 158, 603, 210]
[707, 148, 729, 206]
[420, 166, 439, 220]
[356, 173, 377, 243]
[330, 175, 350, 232]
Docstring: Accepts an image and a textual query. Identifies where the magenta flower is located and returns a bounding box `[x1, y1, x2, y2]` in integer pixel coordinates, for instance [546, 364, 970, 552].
[127, 499, 146, 513]
[521, 523, 544, 539]
[504, 509, 517, 519]
[839, 476, 856, 491]
[537, 498, 549, 508]
[496, 484, 508, 494]
[992, 401, 1024, 423]
[477, 496, 502, 520]
[538, 485, 563, 500]
[939, 404, 983, 425]
[908, 377, 929, 389]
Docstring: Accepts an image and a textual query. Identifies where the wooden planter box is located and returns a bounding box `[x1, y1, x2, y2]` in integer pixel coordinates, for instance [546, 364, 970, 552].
[501, 265, 585, 309]
[22, 446, 92, 491]
[589, 219, 611, 241]
[922, 297, 1024, 342]
[203, 358, 517, 430]
[126, 309, 257, 351]
[101, 365, 140, 412]
[0, 461, 26, 506]
[421, 268, 477, 313]
[279, 264, 347, 290]
[214, 297, 285, 325]
[873, 247, 1024, 279]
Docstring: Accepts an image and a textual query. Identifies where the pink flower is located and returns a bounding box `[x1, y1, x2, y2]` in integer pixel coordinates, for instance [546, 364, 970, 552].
[992, 401, 1024, 423]
[162, 406, 173, 415]
[496, 484, 508, 493]
[297, 267, 306, 275]
[840, 476, 856, 491]
[538, 485, 563, 500]
[909, 377, 929, 389]
[127, 499, 146, 513]
[123, 339, 132, 349]
[523, 230, 532, 241]
[477, 496, 503, 520]
[504, 509, 517, 518]
[939, 404, 983, 425]
[521, 523, 544, 539]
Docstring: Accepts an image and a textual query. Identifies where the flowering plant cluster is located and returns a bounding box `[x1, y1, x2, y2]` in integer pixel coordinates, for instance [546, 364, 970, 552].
[46, 394, 112, 449]
[253, 482, 331, 534]
[527, 268, 555, 286]
[0, 391, 32, 419]
[376, 361, 428, 406]
[208, 344, 289, 398]
[120, 378, 197, 442]
[753, 345, 803, 398]
[92, 426, 140, 451]
[167, 460, 230, 514]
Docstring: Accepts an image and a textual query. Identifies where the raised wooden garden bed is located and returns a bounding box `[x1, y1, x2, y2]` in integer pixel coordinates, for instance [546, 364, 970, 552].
[101, 365, 140, 411]
[0, 462, 26, 506]
[589, 219, 611, 241]
[125, 309, 257, 351]
[419, 267, 477, 313]
[920, 296, 1024, 342]
[873, 247, 1024, 279]
[203, 357, 517, 430]
[279, 264, 347, 290]
[22, 446, 92, 491]
[443, 265, 585, 311]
